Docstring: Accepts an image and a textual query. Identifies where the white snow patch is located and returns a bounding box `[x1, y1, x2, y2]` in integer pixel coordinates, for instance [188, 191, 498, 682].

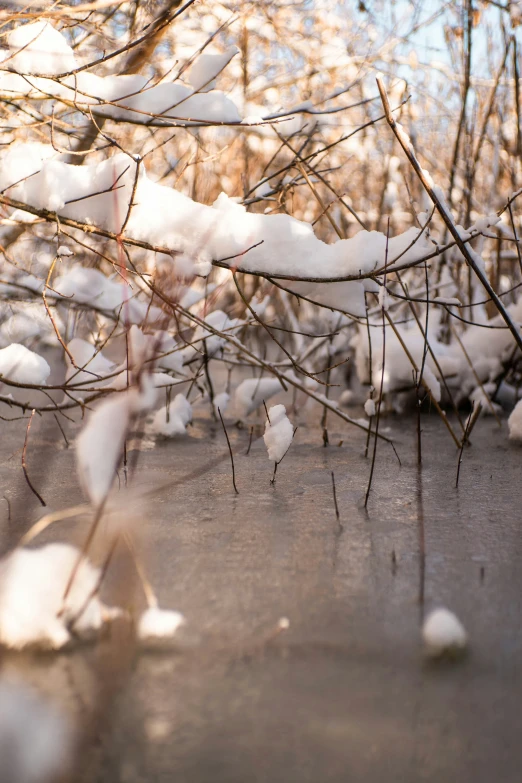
[213, 391, 230, 415]
[138, 607, 185, 642]
[264, 404, 294, 462]
[235, 376, 284, 418]
[187, 47, 239, 92]
[0, 544, 116, 650]
[508, 398, 522, 439]
[422, 608, 468, 657]
[364, 398, 376, 417]
[7, 21, 76, 75]
[0, 343, 50, 385]
[151, 393, 192, 437]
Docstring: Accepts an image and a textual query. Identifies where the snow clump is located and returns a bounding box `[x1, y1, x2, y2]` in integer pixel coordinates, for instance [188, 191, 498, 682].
[138, 607, 185, 644]
[151, 393, 192, 437]
[508, 398, 522, 440]
[422, 607, 468, 657]
[0, 543, 118, 650]
[264, 404, 294, 462]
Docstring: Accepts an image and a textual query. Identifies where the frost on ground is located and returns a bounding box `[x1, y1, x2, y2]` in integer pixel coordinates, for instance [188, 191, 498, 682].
[422, 608, 468, 658]
[1, 0, 522, 684]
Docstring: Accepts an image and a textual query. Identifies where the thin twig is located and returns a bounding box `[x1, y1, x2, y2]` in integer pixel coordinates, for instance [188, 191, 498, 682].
[455, 401, 483, 487]
[376, 75, 522, 354]
[218, 407, 239, 494]
[331, 471, 342, 530]
[22, 409, 46, 507]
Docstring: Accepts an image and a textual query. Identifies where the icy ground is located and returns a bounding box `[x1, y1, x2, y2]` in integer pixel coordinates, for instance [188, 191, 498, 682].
[1, 396, 522, 781]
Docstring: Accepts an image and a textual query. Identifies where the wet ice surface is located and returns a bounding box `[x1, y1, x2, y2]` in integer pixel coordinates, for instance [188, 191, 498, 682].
[1, 403, 522, 782]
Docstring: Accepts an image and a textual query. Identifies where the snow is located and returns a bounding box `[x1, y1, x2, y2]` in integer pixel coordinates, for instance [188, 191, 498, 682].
[76, 392, 134, 507]
[7, 21, 76, 76]
[138, 607, 185, 642]
[56, 245, 73, 257]
[264, 404, 294, 462]
[153, 332, 185, 376]
[0, 343, 50, 385]
[151, 393, 192, 437]
[364, 398, 376, 417]
[0, 303, 64, 348]
[0, 23, 242, 126]
[213, 391, 230, 415]
[469, 383, 501, 417]
[422, 608, 468, 657]
[181, 309, 242, 363]
[235, 376, 285, 418]
[352, 322, 450, 401]
[76, 369, 161, 508]
[0, 679, 73, 783]
[421, 365, 441, 403]
[508, 398, 522, 439]
[0, 141, 435, 320]
[0, 544, 116, 650]
[187, 47, 239, 92]
[65, 338, 115, 388]
[54, 265, 159, 324]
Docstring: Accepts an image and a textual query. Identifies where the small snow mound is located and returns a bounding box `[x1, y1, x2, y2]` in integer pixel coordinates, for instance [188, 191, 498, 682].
[364, 398, 376, 417]
[422, 608, 468, 657]
[0, 543, 115, 650]
[138, 607, 185, 642]
[242, 115, 265, 125]
[8, 21, 76, 75]
[264, 404, 294, 462]
[508, 398, 522, 440]
[57, 245, 73, 257]
[151, 393, 192, 437]
[213, 391, 230, 416]
[187, 47, 238, 92]
[0, 343, 50, 385]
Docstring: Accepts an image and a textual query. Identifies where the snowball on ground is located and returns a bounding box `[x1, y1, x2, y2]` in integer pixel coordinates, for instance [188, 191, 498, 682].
[151, 393, 192, 437]
[264, 404, 294, 462]
[0, 343, 50, 385]
[138, 607, 185, 642]
[508, 399, 522, 439]
[0, 544, 116, 650]
[422, 607, 468, 657]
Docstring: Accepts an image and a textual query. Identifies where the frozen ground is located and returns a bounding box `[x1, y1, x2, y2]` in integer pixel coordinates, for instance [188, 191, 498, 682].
[0, 397, 522, 781]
